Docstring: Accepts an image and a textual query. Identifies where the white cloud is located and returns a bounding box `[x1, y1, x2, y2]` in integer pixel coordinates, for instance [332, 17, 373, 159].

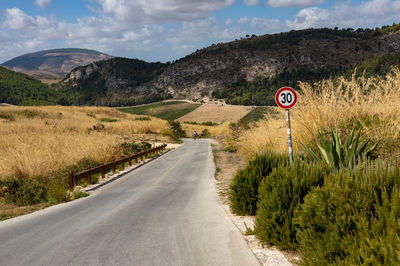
[244, 0, 260, 5]
[166, 17, 245, 56]
[238, 16, 249, 24]
[2, 8, 52, 30]
[95, 0, 234, 24]
[268, 0, 324, 7]
[2, 0, 400, 64]
[286, 0, 400, 30]
[359, 0, 400, 19]
[251, 17, 287, 33]
[35, 0, 52, 9]
[286, 7, 330, 29]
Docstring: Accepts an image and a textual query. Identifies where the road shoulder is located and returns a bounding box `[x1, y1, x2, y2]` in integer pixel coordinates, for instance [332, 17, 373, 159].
[211, 136, 298, 265]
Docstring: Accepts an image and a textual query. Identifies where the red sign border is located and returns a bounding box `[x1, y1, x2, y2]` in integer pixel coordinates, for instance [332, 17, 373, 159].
[275, 87, 297, 109]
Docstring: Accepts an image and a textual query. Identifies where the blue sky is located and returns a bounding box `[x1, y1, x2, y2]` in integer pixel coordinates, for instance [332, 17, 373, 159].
[0, 0, 399, 63]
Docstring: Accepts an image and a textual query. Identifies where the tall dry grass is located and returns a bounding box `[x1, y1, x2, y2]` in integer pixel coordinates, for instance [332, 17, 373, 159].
[237, 68, 400, 158]
[0, 106, 169, 179]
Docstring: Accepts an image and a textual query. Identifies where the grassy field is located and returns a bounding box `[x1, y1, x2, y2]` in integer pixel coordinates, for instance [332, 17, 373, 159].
[177, 104, 252, 123]
[233, 68, 400, 159]
[118, 101, 201, 120]
[237, 107, 278, 126]
[0, 106, 170, 179]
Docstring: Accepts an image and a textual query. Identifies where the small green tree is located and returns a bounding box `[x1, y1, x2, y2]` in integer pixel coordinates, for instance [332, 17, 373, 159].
[168, 121, 186, 140]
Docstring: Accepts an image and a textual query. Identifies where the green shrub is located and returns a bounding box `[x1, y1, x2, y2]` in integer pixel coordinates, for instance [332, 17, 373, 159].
[0, 113, 15, 121]
[90, 175, 99, 184]
[121, 142, 151, 156]
[1, 178, 48, 206]
[135, 116, 151, 121]
[296, 161, 400, 265]
[99, 118, 118, 122]
[168, 121, 186, 140]
[47, 178, 69, 204]
[202, 129, 210, 138]
[254, 161, 329, 250]
[229, 151, 289, 215]
[20, 109, 40, 119]
[72, 190, 89, 199]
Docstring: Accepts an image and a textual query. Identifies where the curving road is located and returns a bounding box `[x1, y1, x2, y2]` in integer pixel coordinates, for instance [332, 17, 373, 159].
[0, 139, 260, 266]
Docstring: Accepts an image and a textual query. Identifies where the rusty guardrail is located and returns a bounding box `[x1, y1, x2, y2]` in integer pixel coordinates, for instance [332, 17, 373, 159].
[68, 144, 167, 190]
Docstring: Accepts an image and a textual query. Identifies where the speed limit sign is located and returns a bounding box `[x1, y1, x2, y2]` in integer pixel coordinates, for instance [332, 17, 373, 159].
[275, 86, 297, 165]
[275, 87, 297, 109]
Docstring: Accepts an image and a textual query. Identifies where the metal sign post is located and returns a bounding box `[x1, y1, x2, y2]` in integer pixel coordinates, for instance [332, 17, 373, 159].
[286, 109, 294, 165]
[275, 87, 297, 165]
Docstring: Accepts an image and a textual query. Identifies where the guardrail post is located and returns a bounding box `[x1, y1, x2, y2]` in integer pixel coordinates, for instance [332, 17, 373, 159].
[101, 170, 105, 179]
[129, 160, 132, 166]
[68, 172, 74, 190]
[112, 166, 116, 173]
[121, 162, 125, 170]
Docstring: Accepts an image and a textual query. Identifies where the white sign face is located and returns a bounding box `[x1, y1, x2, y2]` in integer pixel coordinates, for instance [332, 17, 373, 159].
[275, 87, 297, 109]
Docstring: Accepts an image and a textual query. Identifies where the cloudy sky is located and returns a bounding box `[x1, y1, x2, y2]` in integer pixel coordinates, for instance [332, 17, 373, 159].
[0, 0, 399, 63]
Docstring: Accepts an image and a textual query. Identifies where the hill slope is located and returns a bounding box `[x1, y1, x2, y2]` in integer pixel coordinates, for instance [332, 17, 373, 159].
[60, 57, 169, 106]
[63, 25, 400, 106]
[0, 66, 60, 105]
[2, 48, 112, 79]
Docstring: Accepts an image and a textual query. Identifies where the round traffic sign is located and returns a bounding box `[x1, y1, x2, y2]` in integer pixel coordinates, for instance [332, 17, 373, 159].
[275, 87, 297, 109]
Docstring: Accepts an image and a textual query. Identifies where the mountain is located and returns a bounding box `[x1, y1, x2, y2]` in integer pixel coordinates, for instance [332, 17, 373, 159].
[62, 24, 400, 106]
[59, 57, 169, 106]
[1, 48, 112, 80]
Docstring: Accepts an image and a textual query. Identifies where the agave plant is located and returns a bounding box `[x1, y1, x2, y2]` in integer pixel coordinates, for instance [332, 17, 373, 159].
[301, 128, 378, 170]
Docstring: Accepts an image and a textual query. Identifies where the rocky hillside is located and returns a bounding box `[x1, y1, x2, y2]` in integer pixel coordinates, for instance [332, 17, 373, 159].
[154, 27, 400, 100]
[2, 48, 112, 80]
[61, 25, 400, 105]
[59, 57, 168, 106]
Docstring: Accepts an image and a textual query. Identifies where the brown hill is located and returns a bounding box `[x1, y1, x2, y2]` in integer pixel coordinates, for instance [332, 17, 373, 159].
[2, 48, 112, 79]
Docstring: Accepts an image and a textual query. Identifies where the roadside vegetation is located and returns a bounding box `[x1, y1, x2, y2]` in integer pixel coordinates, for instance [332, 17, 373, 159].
[228, 68, 400, 264]
[0, 106, 174, 220]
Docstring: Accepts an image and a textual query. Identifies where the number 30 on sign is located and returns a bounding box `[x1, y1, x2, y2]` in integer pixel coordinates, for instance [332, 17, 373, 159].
[275, 87, 297, 109]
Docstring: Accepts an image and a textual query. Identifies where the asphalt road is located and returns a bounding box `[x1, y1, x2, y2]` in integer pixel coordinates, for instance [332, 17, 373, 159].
[0, 139, 260, 266]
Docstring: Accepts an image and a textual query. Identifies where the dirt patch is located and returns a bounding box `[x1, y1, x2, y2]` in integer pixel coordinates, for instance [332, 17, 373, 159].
[178, 104, 252, 123]
[38, 78, 62, 85]
[211, 136, 247, 205]
[211, 136, 299, 265]
[0, 200, 50, 221]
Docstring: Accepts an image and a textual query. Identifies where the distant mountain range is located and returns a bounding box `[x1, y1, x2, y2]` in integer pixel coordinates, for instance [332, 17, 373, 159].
[1, 48, 112, 80]
[61, 24, 400, 106]
[1, 23, 400, 106]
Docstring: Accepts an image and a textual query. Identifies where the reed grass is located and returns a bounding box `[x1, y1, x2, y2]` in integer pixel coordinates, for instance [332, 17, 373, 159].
[237, 68, 400, 158]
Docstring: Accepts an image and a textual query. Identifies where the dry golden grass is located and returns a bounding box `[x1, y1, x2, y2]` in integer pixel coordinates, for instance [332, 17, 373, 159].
[237, 69, 400, 158]
[0, 106, 169, 179]
[182, 122, 229, 137]
[177, 104, 252, 123]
